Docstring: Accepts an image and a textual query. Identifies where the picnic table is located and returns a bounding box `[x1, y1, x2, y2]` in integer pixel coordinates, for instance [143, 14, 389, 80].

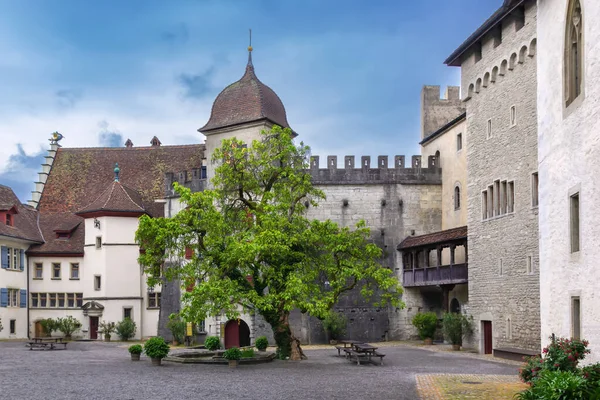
[27, 337, 68, 351]
[334, 340, 386, 365]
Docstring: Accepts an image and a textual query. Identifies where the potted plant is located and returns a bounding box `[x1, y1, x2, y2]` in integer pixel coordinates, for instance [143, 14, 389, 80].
[144, 336, 170, 366]
[255, 336, 269, 352]
[128, 344, 143, 361]
[39, 318, 58, 337]
[323, 311, 347, 345]
[56, 316, 82, 340]
[442, 312, 473, 351]
[99, 321, 116, 342]
[223, 347, 242, 368]
[204, 336, 221, 351]
[412, 312, 438, 345]
[116, 317, 137, 341]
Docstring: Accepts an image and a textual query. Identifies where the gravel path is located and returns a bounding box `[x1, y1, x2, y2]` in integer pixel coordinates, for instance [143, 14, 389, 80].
[0, 341, 518, 400]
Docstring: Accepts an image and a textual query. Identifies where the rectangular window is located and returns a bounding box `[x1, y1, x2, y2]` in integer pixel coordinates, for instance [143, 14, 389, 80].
[508, 181, 515, 213]
[58, 293, 65, 308]
[526, 256, 533, 275]
[34, 263, 43, 279]
[572, 297, 581, 340]
[494, 180, 500, 216]
[482, 191, 489, 220]
[96, 237, 102, 249]
[510, 106, 517, 126]
[532, 173, 539, 207]
[7, 289, 18, 307]
[570, 193, 580, 253]
[124, 307, 132, 320]
[148, 292, 161, 309]
[487, 119, 492, 139]
[474, 42, 482, 63]
[76, 293, 83, 308]
[500, 181, 508, 215]
[70, 263, 79, 280]
[31, 293, 39, 308]
[12, 249, 18, 270]
[9, 319, 15, 334]
[67, 293, 75, 308]
[201, 166, 207, 179]
[94, 275, 101, 291]
[487, 185, 494, 219]
[39, 293, 47, 308]
[499, 259, 503, 276]
[49, 293, 57, 308]
[5, 247, 20, 270]
[457, 133, 463, 151]
[198, 320, 206, 333]
[52, 263, 61, 279]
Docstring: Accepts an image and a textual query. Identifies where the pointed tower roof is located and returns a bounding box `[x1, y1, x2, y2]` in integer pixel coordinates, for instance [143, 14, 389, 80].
[199, 45, 291, 134]
[75, 164, 147, 218]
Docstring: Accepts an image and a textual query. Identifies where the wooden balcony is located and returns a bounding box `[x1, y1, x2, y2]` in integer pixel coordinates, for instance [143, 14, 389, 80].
[403, 263, 468, 288]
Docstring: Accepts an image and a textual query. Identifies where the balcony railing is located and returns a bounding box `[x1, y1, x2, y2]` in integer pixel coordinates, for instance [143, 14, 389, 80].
[403, 263, 468, 288]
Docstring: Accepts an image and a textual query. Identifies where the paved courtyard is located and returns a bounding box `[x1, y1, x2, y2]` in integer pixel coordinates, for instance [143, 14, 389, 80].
[0, 341, 519, 400]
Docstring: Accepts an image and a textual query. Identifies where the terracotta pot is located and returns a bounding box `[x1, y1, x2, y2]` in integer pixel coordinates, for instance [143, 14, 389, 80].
[131, 353, 141, 361]
[228, 359, 239, 368]
[452, 344, 461, 351]
[151, 357, 162, 366]
[104, 335, 111, 342]
[423, 338, 433, 345]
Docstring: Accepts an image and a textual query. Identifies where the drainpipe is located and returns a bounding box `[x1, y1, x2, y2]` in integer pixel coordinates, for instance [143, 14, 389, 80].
[26, 252, 30, 339]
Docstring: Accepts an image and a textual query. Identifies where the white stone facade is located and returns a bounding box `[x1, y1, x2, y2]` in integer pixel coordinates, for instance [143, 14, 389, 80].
[537, 0, 600, 363]
[0, 238, 28, 339]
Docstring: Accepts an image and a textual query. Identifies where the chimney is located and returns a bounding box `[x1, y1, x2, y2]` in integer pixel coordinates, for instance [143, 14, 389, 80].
[125, 139, 134, 148]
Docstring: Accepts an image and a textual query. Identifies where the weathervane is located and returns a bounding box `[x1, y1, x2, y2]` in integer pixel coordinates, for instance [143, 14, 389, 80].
[49, 131, 64, 145]
[247, 28, 253, 66]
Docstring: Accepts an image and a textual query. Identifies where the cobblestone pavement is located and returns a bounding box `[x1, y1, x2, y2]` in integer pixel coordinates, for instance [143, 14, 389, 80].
[0, 341, 519, 400]
[416, 374, 527, 399]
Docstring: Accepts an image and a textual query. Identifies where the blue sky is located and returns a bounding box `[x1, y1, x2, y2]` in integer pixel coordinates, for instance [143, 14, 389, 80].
[0, 0, 499, 202]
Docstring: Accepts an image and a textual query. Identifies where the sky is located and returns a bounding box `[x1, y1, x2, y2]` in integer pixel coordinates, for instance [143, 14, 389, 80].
[0, 0, 499, 202]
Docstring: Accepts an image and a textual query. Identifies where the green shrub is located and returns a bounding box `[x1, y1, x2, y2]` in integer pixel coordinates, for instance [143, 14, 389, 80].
[519, 355, 545, 384]
[56, 316, 82, 338]
[411, 312, 438, 340]
[223, 347, 242, 360]
[39, 318, 58, 336]
[323, 311, 347, 340]
[442, 313, 473, 346]
[166, 315, 186, 344]
[128, 344, 143, 355]
[543, 337, 590, 373]
[204, 336, 221, 351]
[255, 336, 269, 351]
[116, 318, 137, 341]
[515, 370, 592, 400]
[241, 348, 255, 358]
[581, 363, 600, 385]
[99, 321, 116, 337]
[144, 337, 170, 359]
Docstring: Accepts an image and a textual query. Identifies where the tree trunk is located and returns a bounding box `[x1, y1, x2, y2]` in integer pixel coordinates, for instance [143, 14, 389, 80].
[264, 310, 306, 360]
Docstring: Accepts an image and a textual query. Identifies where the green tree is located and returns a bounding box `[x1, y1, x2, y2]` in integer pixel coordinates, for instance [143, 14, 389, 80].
[136, 126, 402, 359]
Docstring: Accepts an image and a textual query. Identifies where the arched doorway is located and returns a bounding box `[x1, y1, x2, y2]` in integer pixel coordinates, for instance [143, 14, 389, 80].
[224, 319, 251, 349]
[450, 298, 460, 314]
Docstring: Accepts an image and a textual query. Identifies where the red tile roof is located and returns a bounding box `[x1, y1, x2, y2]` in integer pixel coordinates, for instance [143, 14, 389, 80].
[29, 144, 204, 255]
[0, 185, 43, 243]
[397, 226, 467, 250]
[76, 181, 146, 216]
[199, 56, 290, 133]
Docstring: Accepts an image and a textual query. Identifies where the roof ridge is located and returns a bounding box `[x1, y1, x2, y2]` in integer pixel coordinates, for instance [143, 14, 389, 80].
[120, 184, 145, 211]
[101, 181, 118, 209]
[80, 183, 113, 212]
[58, 144, 203, 151]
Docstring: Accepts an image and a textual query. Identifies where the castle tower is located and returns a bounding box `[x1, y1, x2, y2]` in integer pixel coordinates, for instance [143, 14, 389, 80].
[198, 45, 293, 182]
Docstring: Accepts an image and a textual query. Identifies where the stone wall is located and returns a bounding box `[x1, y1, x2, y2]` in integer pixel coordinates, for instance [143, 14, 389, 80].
[420, 85, 465, 139]
[537, 0, 600, 363]
[461, 0, 540, 352]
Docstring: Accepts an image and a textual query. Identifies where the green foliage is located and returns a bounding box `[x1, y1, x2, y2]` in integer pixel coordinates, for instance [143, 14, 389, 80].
[99, 321, 116, 336]
[56, 316, 82, 337]
[136, 126, 403, 359]
[515, 370, 594, 400]
[581, 363, 600, 385]
[223, 347, 242, 360]
[166, 314, 186, 344]
[442, 312, 473, 346]
[144, 336, 170, 359]
[241, 348, 255, 358]
[128, 344, 143, 355]
[204, 336, 221, 351]
[39, 318, 59, 336]
[0, 317, 3, 332]
[323, 311, 347, 340]
[255, 336, 269, 351]
[116, 318, 137, 341]
[520, 355, 544, 384]
[411, 312, 438, 340]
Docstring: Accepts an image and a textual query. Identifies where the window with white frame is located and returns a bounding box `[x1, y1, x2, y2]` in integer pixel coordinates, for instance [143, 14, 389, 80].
[123, 307, 132, 320]
[34, 263, 43, 279]
[70, 263, 79, 280]
[30, 292, 83, 309]
[7, 288, 18, 307]
[572, 296, 581, 340]
[148, 292, 161, 309]
[94, 275, 101, 291]
[52, 263, 61, 279]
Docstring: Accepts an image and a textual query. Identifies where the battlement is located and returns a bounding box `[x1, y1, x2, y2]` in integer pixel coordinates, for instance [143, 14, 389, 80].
[421, 85, 465, 139]
[308, 155, 441, 185]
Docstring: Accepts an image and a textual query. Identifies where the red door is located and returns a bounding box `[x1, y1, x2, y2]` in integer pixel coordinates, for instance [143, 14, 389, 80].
[224, 320, 240, 349]
[90, 317, 99, 340]
[483, 321, 493, 354]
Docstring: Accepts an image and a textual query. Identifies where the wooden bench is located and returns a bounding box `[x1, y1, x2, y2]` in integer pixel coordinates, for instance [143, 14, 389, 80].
[335, 346, 346, 356]
[26, 341, 68, 351]
[493, 347, 539, 362]
[50, 342, 68, 350]
[27, 342, 51, 350]
[346, 350, 386, 366]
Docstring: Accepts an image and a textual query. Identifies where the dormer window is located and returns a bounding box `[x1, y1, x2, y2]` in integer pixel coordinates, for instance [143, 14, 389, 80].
[56, 232, 70, 239]
[5, 213, 12, 226]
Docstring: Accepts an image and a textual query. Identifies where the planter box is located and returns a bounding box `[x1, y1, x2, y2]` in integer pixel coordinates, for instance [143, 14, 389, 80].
[151, 357, 162, 366]
[131, 353, 141, 361]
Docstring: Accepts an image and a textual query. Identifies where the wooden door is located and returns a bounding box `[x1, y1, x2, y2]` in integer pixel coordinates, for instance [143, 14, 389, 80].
[224, 320, 239, 349]
[34, 321, 44, 338]
[483, 321, 493, 354]
[90, 317, 99, 340]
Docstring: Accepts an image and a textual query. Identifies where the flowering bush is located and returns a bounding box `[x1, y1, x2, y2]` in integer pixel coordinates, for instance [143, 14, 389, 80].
[519, 355, 544, 384]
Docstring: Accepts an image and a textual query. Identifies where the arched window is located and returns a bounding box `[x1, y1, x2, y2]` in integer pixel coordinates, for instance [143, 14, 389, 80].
[454, 186, 461, 210]
[565, 0, 583, 106]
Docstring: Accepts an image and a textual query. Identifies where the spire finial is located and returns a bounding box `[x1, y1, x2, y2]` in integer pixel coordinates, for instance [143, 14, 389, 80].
[247, 28, 253, 67]
[114, 163, 120, 182]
